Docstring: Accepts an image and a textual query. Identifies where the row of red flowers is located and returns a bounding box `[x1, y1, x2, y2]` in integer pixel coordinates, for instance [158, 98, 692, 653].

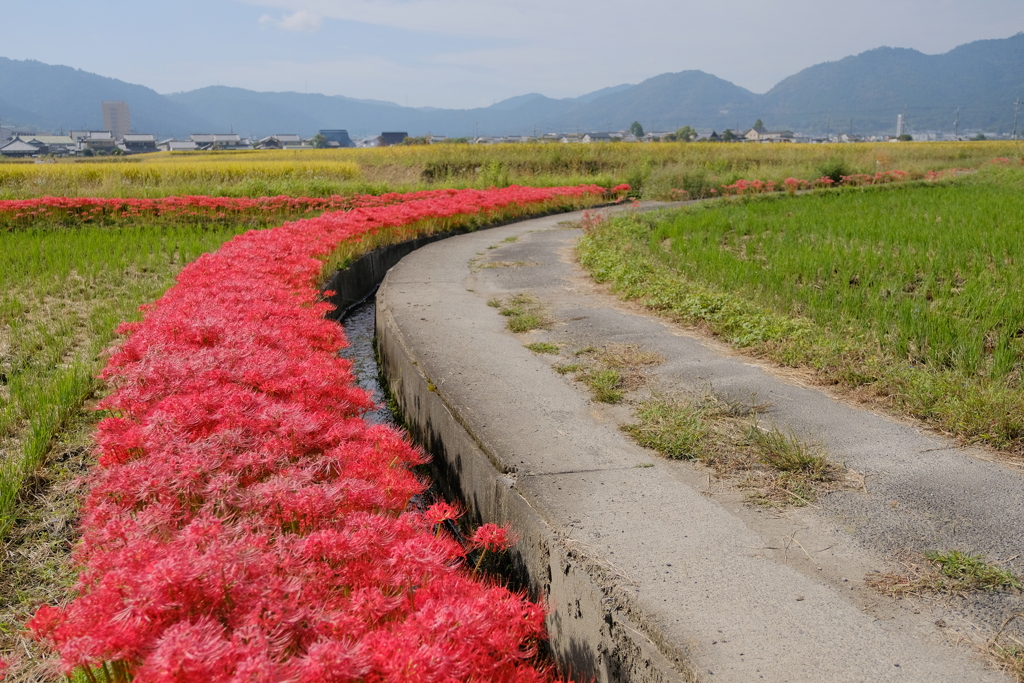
[0, 189, 515, 228]
[664, 166, 975, 201]
[7, 185, 612, 682]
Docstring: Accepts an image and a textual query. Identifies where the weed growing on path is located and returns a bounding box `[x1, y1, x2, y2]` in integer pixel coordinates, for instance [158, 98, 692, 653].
[581, 369, 624, 404]
[745, 421, 833, 480]
[622, 393, 842, 506]
[988, 613, 1024, 682]
[623, 398, 712, 460]
[525, 342, 560, 354]
[496, 293, 548, 332]
[868, 551, 1021, 597]
[562, 344, 664, 404]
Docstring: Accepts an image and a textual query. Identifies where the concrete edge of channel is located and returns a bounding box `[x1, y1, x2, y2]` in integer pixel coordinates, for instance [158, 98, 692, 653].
[375, 278, 696, 683]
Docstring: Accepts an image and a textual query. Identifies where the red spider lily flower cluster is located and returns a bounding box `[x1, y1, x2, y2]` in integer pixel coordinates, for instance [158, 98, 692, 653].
[0, 189, 541, 229]
[19, 185, 608, 682]
[471, 524, 515, 553]
[716, 167, 969, 198]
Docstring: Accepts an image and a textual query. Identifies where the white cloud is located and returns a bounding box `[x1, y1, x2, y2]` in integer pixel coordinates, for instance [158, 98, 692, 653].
[259, 9, 323, 32]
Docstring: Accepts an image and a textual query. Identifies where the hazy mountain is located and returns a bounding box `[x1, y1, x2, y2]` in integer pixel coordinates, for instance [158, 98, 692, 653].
[573, 84, 634, 103]
[556, 70, 758, 132]
[2, 33, 1022, 139]
[761, 32, 1024, 135]
[0, 57, 212, 137]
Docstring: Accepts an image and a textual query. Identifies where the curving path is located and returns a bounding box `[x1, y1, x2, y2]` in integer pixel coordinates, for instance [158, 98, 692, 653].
[375, 204, 1024, 682]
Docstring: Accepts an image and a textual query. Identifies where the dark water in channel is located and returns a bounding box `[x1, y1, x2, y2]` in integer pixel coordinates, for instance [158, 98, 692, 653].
[338, 300, 399, 429]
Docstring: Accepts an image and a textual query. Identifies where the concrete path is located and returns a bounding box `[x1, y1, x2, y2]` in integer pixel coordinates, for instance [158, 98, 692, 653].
[376, 205, 1024, 682]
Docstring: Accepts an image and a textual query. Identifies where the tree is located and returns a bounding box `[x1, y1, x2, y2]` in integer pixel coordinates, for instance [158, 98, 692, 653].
[897, 134, 913, 142]
[752, 119, 766, 133]
[721, 129, 738, 142]
[970, 133, 987, 141]
[629, 121, 645, 138]
[311, 133, 329, 149]
[674, 126, 697, 142]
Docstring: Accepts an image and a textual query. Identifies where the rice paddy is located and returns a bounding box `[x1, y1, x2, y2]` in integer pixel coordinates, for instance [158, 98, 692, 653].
[1, 140, 1020, 199]
[0, 219, 260, 537]
[578, 162, 1024, 453]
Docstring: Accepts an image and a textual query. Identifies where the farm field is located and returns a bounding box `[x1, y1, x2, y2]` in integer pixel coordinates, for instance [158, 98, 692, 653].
[0, 184, 610, 680]
[578, 162, 1024, 454]
[0, 143, 1021, 680]
[0, 140, 1021, 199]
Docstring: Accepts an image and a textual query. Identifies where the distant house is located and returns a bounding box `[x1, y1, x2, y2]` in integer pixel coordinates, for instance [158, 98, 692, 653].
[744, 128, 794, 143]
[582, 132, 614, 143]
[256, 134, 305, 150]
[379, 132, 408, 147]
[189, 134, 252, 150]
[69, 131, 117, 154]
[19, 135, 75, 155]
[120, 134, 158, 154]
[158, 139, 199, 152]
[0, 138, 42, 157]
[318, 129, 354, 148]
[70, 130, 110, 142]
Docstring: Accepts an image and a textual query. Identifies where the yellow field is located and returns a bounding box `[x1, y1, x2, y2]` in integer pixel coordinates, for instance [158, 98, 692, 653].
[0, 141, 1020, 199]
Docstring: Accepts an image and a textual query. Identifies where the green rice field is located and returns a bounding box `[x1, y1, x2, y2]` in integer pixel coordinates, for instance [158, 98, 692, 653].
[579, 163, 1024, 453]
[0, 220, 260, 537]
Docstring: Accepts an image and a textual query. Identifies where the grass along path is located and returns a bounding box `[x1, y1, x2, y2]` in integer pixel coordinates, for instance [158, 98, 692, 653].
[0, 221, 262, 539]
[578, 165, 1024, 455]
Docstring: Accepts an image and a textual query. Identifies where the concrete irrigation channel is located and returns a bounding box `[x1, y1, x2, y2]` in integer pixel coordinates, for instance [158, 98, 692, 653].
[330, 204, 1024, 682]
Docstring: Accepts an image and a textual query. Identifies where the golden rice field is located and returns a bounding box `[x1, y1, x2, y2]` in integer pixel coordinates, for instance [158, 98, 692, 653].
[0, 140, 1021, 199]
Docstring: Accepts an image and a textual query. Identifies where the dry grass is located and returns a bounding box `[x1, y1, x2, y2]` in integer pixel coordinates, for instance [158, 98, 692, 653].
[988, 613, 1024, 682]
[867, 551, 1021, 598]
[569, 344, 665, 401]
[494, 293, 549, 333]
[622, 393, 845, 507]
[0, 416, 94, 680]
[524, 342, 560, 355]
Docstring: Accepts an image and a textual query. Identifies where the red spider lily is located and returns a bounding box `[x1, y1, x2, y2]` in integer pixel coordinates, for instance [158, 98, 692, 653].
[21, 185, 613, 682]
[425, 501, 464, 527]
[471, 523, 515, 553]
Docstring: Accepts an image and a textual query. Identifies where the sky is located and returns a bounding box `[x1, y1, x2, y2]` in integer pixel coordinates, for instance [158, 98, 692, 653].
[3, 1, 1022, 110]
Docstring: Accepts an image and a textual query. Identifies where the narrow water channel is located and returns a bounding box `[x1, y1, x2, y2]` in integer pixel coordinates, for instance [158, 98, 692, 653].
[339, 298, 443, 517]
[338, 299, 399, 429]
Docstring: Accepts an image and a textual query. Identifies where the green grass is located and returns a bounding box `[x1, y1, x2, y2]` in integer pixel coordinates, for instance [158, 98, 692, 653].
[868, 550, 1021, 598]
[497, 294, 547, 333]
[578, 165, 1024, 453]
[924, 550, 1021, 591]
[524, 342, 560, 354]
[581, 368, 624, 404]
[623, 398, 710, 460]
[620, 394, 839, 506]
[0, 220, 258, 536]
[745, 422, 832, 480]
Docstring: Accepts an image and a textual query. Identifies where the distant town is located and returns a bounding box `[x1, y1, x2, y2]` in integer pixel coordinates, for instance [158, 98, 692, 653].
[0, 100, 1009, 158]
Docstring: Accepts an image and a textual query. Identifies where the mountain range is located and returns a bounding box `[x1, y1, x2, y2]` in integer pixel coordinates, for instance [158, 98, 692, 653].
[2, 33, 1022, 140]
